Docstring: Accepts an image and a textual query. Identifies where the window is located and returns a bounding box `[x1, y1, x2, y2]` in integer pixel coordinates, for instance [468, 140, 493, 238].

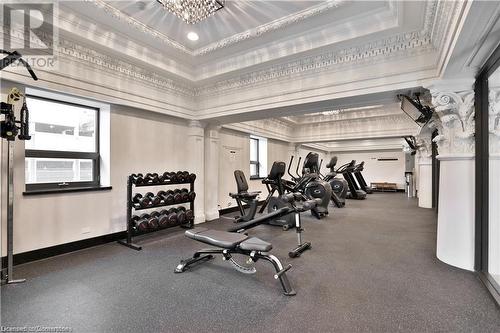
[249, 136, 267, 179]
[25, 95, 100, 191]
[250, 137, 259, 178]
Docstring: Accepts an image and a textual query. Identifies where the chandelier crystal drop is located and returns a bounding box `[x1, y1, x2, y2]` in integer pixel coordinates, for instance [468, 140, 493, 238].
[156, 0, 225, 24]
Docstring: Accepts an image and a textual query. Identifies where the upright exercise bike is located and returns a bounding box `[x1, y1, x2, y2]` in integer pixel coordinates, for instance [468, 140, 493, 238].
[322, 156, 348, 207]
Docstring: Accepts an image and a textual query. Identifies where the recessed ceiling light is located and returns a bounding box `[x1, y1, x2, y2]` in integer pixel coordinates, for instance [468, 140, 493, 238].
[187, 32, 199, 41]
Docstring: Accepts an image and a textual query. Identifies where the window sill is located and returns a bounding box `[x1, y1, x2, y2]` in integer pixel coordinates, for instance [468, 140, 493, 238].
[23, 186, 112, 196]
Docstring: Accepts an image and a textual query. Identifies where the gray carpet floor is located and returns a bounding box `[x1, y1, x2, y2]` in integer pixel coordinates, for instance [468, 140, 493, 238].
[1, 193, 499, 332]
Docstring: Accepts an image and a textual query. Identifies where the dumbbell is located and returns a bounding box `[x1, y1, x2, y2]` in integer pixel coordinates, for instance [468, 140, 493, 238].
[161, 172, 178, 183]
[148, 212, 160, 229]
[130, 173, 144, 185]
[175, 171, 186, 183]
[188, 191, 196, 201]
[164, 208, 180, 225]
[178, 207, 194, 221]
[132, 193, 152, 208]
[157, 190, 175, 205]
[173, 189, 190, 203]
[157, 210, 170, 228]
[145, 192, 161, 206]
[180, 171, 197, 182]
[131, 215, 149, 233]
[144, 173, 160, 184]
[170, 207, 186, 224]
[162, 208, 179, 226]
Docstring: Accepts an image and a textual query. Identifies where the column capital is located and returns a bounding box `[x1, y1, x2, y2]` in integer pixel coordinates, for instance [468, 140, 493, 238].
[488, 87, 500, 154]
[187, 120, 205, 137]
[423, 81, 475, 155]
[206, 125, 221, 140]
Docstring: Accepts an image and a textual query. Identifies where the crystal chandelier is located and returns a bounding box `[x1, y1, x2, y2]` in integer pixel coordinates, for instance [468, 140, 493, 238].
[156, 0, 225, 24]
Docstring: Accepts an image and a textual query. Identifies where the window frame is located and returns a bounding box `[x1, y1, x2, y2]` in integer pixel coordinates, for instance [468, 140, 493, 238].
[475, 43, 500, 305]
[24, 95, 101, 192]
[249, 137, 261, 179]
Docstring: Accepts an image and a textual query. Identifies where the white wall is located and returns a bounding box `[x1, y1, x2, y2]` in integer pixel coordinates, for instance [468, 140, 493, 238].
[217, 128, 290, 209]
[1, 82, 193, 254]
[333, 151, 406, 189]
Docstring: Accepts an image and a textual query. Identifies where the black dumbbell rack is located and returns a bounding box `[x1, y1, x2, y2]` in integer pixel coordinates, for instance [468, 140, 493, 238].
[118, 173, 195, 251]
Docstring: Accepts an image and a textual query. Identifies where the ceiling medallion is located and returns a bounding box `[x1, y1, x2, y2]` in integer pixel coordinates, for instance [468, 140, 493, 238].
[156, 0, 225, 24]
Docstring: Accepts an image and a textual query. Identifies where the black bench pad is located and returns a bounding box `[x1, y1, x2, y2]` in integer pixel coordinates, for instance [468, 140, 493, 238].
[239, 237, 272, 252]
[228, 191, 260, 199]
[185, 228, 248, 249]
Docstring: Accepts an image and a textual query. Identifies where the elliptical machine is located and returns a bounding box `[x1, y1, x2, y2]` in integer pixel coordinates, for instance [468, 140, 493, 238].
[300, 153, 332, 218]
[260, 153, 332, 219]
[322, 156, 348, 207]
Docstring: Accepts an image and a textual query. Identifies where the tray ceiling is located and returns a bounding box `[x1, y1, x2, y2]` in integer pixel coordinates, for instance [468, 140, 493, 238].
[104, 0, 324, 49]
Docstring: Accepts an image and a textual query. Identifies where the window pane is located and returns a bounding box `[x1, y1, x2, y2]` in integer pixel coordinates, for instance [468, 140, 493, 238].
[250, 163, 258, 177]
[25, 97, 97, 152]
[250, 138, 258, 161]
[25, 158, 94, 184]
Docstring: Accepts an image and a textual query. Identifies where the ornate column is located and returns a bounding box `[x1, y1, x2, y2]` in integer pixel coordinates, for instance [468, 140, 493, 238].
[204, 125, 221, 221]
[427, 80, 475, 271]
[187, 120, 206, 224]
[415, 129, 433, 208]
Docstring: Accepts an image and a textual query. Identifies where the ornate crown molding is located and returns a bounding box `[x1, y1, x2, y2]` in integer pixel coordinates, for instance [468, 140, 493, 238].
[430, 89, 475, 155]
[56, 37, 195, 97]
[195, 30, 434, 96]
[86, 0, 191, 54]
[195, 0, 442, 97]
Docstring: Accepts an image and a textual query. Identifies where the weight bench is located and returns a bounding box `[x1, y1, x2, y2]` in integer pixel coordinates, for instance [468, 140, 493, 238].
[175, 227, 296, 296]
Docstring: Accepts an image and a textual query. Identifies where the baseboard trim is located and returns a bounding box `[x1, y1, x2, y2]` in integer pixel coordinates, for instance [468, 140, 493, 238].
[1, 231, 127, 267]
[478, 272, 500, 307]
[219, 200, 265, 215]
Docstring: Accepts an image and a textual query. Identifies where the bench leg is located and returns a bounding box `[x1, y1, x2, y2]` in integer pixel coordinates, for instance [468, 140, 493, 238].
[256, 253, 296, 296]
[174, 248, 222, 273]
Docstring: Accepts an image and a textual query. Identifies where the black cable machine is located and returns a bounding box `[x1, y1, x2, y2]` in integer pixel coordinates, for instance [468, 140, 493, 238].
[0, 50, 38, 285]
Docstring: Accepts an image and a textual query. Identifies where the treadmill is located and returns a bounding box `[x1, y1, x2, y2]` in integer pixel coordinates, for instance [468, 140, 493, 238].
[353, 161, 373, 194]
[336, 160, 367, 200]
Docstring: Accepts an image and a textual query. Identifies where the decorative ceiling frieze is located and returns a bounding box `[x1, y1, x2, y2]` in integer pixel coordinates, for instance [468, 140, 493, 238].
[194, 30, 434, 96]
